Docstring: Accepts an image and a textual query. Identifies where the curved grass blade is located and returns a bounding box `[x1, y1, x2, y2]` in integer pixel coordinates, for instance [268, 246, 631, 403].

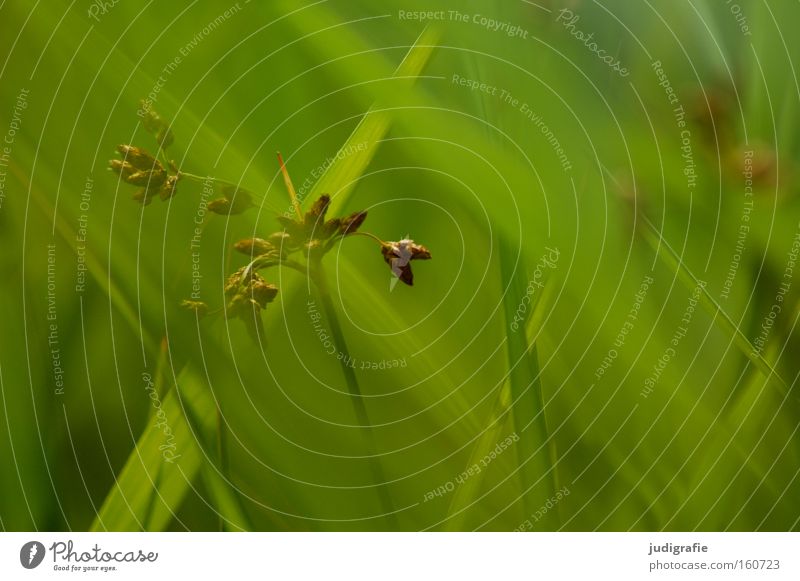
[499, 236, 560, 527]
[310, 25, 440, 216]
[90, 365, 203, 531]
[91, 363, 253, 531]
[176, 366, 253, 532]
[443, 276, 557, 530]
[11, 159, 155, 348]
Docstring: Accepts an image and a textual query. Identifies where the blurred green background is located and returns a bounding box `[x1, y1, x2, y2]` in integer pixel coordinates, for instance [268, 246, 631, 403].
[1, 0, 799, 531]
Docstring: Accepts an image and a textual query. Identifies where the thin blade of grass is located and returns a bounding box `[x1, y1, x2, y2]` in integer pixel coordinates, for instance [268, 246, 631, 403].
[92, 363, 253, 531]
[443, 278, 557, 530]
[310, 25, 440, 216]
[638, 214, 788, 394]
[176, 366, 253, 531]
[499, 235, 560, 527]
[10, 159, 155, 348]
[90, 365, 203, 531]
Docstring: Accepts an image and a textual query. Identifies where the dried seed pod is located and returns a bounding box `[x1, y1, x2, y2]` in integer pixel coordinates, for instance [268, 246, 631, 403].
[221, 185, 250, 202]
[212, 185, 254, 214]
[124, 169, 167, 187]
[209, 197, 251, 215]
[181, 300, 209, 317]
[208, 198, 232, 214]
[273, 190, 367, 255]
[224, 267, 247, 295]
[234, 238, 275, 256]
[339, 211, 367, 236]
[159, 175, 179, 201]
[268, 231, 296, 253]
[116, 145, 160, 171]
[275, 215, 295, 229]
[303, 239, 324, 258]
[109, 159, 136, 178]
[156, 126, 174, 149]
[304, 194, 331, 226]
[224, 267, 277, 320]
[275, 216, 306, 246]
[132, 187, 156, 206]
[269, 231, 291, 246]
[140, 101, 163, 132]
[249, 280, 279, 309]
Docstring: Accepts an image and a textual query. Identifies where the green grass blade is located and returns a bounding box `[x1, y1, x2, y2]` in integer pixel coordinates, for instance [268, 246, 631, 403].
[498, 235, 560, 527]
[443, 277, 557, 530]
[92, 363, 253, 531]
[638, 214, 788, 394]
[311, 25, 440, 216]
[442, 391, 511, 531]
[90, 365, 203, 531]
[11, 160, 155, 348]
[176, 367, 253, 532]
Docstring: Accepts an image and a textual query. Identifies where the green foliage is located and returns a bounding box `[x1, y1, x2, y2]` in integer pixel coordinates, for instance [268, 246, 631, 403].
[2, 0, 800, 532]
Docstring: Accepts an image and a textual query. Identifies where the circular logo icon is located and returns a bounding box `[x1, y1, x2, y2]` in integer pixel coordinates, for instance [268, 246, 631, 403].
[20, 541, 46, 569]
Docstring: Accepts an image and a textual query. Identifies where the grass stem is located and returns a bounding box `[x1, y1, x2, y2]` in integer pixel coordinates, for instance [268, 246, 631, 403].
[310, 261, 398, 528]
[215, 404, 228, 531]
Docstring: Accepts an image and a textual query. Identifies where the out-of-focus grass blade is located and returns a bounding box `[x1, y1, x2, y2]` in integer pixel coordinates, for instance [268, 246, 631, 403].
[638, 214, 788, 394]
[311, 25, 440, 216]
[10, 160, 155, 347]
[177, 366, 253, 531]
[442, 388, 511, 531]
[498, 235, 560, 527]
[93, 363, 253, 531]
[443, 279, 556, 530]
[91, 365, 203, 531]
